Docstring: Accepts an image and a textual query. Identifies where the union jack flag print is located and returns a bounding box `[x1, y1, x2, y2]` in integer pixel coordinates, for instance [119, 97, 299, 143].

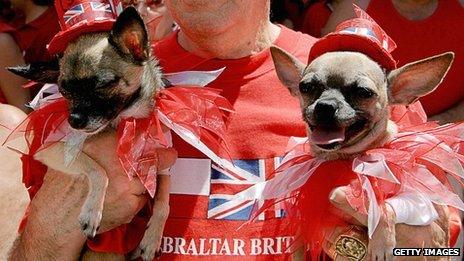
[208, 157, 285, 221]
[63, 4, 84, 25]
[62, 1, 116, 27]
[90, 2, 112, 13]
[340, 26, 395, 52]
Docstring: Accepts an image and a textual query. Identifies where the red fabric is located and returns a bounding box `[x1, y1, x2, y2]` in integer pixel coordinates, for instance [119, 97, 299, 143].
[0, 20, 14, 33]
[149, 26, 315, 260]
[8, 99, 69, 199]
[0, 20, 15, 103]
[87, 203, 153, 254]
[48, 21, 113, 55]
[301, 2, 331, 37]
[308, 6, 397, 70]
[48, 0, 121, 54]
[10, 7, 60, 63]
[366, 0, 464, 116]
[295, 161, 358, 259]
[154, 27, 315, 160]
[284, 0, 305, 30]
[449, 207, 462, 247]
[297, 162, 462, 257]
[117, 86, 233, 197]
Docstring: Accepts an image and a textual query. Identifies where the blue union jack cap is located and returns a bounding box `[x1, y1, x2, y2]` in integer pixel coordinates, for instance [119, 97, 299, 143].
[308, 5, 397, 70]
[47, 0, 124, 54]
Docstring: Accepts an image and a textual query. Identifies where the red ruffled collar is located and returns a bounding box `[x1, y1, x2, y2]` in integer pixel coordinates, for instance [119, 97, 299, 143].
[5, 85, 233, 197]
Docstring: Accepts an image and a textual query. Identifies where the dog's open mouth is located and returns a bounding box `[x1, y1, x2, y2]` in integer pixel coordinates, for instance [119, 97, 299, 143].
[310, 118, 368, 150]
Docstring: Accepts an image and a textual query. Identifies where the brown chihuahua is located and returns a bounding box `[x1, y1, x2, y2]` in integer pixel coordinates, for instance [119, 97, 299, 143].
[271, 46, 453, 260]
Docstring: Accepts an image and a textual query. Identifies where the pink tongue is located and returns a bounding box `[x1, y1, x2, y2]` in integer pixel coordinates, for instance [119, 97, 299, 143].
[311, 127, 345, 145]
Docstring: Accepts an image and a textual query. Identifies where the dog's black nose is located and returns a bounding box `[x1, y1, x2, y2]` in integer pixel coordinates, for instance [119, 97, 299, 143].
[68, 113, 88, 129]
[314, 100, 337, 123]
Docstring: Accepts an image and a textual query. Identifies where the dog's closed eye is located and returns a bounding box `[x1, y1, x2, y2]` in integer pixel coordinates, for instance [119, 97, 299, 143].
[96, 76, 121, 89]
[299, 81, 324, 96]
[351, 86, 377, 99]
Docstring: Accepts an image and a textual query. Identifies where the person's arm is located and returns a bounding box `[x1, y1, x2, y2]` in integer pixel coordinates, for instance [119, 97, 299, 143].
[8, 131, 177, 260]
[9, 170, 88, 260]
[326, 186, 453, 260]
[429, 99, 464, 124]
[320, 0, 370, 36]
[0, 33, 30, 113]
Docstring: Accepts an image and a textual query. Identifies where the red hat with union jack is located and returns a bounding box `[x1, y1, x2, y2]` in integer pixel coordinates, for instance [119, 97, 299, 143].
[47, 0, 123, 55]
[308, 5, 397, 70]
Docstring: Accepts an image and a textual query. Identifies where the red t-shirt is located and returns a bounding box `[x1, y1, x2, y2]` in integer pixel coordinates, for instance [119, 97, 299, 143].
[0, 20, 15, 104]
[284, 0, 305, 30]
[150, 26, 316, 260]
[11, 7, 60, 63]
[366, 0, 464, 116]
[301, 1, 332, 38]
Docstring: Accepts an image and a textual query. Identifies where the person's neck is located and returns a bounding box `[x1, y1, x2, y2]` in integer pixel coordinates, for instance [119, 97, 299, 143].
[392, 0, 438, 20]
[178, 20, 281, 59]
[22, 2, 49, 24]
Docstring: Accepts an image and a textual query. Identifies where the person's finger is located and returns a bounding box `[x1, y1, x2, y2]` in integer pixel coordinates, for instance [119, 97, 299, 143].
[156, 147, 177, 170]
[329, 186, 368, 226]
[386, 248, 394, 261]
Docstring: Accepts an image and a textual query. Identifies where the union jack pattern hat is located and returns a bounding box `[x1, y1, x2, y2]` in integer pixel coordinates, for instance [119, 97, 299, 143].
[47, 0, 123, 54]
[308, 5, 397, 70]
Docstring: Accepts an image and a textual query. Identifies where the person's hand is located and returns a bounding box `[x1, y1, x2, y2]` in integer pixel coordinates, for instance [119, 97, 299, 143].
[9, 130, 177, 260]
[82, 130, 177, 232]
[325, 186, 450, 261]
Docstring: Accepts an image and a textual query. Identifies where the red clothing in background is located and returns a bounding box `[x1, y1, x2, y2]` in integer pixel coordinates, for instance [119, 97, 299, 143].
[11, 7, 60, 63]
[0, 20, 15, 104]
[301, 1, 332, 37]
[0, 20, 14, 33]
[284, 0, 305, 30]
[366, 0, 464, 116]
[0, 7, 59, 104]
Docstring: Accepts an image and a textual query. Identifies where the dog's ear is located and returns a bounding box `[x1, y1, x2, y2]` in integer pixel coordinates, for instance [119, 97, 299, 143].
[109, 6, 149, 63]
[387, 52, 454, 105]
[270, 46, 306, 96]
[7, 59, 60, 83]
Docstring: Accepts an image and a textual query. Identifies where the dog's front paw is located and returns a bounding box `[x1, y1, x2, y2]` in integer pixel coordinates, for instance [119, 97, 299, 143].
[78, 208, 102, 238]
[131, 203, 169, 261]
[131, 225, 163, 261]
[131, 244, 162, 261]
[368, 235, 395, 261]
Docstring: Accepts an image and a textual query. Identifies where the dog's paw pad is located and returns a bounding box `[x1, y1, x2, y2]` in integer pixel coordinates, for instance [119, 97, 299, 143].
[155, 249, 162, 258]
[78, 210, 102, 238]
[132, 233, 161, 261]
[130, 247, 142, 260]
[140, 244, 157, 261]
